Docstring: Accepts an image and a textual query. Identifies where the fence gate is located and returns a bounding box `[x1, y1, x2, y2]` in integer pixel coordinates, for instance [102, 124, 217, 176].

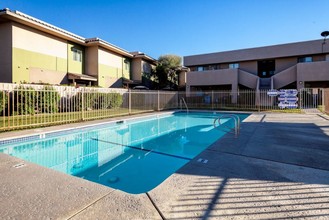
[299, 88, 324, 113]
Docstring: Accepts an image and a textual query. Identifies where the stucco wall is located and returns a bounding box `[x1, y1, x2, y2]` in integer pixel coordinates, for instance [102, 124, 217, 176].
[12, 48, 67, 83]
[186, 69, 238, 102]
[297, 61, 329, 82]
[12, 23, 67, 59]
[98, 48, 122, 68]
[29, 67, 68, 85]
[239, 61, 257, 75]
[0, 22, 12, 83]
[275, 57, 297, 73]
[313, 54, 325, 62]
[85, 46, 98, 76]
[178, 71, 186, 87]
[11, 22, 70, 83]
[67, 42, 84, 74]
[131, 58, 142, 81]
[187, 69, 238, 89]
[98, 48, 126, 88]
[273, 65, 297, 89]
[98, 64, 120, 88]
[238, 69, 258, 89]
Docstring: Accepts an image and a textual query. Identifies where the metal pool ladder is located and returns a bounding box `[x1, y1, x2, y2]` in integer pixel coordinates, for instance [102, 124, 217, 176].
[213, 114, 240, 137]
[180, 97, 189, 113]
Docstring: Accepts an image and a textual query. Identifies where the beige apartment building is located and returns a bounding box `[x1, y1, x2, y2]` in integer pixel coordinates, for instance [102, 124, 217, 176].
[183, 39, 329, 93]
[0, 8, 156, 88]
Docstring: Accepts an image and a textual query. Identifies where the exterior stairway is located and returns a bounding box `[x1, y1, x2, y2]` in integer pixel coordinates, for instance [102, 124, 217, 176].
[259, 78, 271, 90]
[258, 78, 273, 106]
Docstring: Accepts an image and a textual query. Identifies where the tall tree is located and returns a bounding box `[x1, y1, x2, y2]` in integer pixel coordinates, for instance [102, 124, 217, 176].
[153, 55, 182, 89]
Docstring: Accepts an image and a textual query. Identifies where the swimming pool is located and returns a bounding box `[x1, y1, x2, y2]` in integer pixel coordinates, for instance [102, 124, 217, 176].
[0, 111, 249, 194]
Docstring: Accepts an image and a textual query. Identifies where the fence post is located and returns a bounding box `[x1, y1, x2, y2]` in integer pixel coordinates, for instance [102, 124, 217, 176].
[211, 90, 214, 110]
[129, 90, 131, 114]
[256, 90, 260, 112]
[299, 89, 302, 111]
[81, 89, 84, 121]
[6, 91, 10, 128]
[157, 90, 160, 111]
[321, 88, 325, 112]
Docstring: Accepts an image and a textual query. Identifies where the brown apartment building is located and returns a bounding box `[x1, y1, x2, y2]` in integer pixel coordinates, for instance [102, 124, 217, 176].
[183, 39, 329, 93]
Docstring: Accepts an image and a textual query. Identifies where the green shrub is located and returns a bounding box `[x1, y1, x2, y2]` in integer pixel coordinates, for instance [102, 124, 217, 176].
[70, 92, 123, 111]
[90, 92, 123, 110]
[37, 86, 61, 113]
[70, 92, 83, 111]
[13, 86, 36, 115]
[108, 93, 123, 108]
[70, 92, 97, 111]
[0, 91, 8, 113]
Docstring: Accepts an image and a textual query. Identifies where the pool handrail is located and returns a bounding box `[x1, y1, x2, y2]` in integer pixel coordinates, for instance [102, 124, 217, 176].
[180, 97, 189, 113]
[213, 114, 240, 137]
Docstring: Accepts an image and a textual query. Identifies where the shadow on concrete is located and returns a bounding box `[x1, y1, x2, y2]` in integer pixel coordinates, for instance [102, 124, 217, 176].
[161, 118, 329, 219]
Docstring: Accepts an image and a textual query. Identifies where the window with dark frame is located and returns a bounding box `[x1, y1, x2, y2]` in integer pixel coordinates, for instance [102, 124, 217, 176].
[298, 56, 312, 63]
[229, 63, 239, 69]
[72, 48, 82, 62]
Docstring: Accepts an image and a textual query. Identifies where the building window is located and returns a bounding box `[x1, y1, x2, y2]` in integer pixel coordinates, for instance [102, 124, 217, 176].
[72, 48, 82, 62]
[298, 56, 312, 63]
[229, 63, 239, 69]
[209, 64, 219, 70]
[124, 60, 130, 70]
[197, 66, 204, 71]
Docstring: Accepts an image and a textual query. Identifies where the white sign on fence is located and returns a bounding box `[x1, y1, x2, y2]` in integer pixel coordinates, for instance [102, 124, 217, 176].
[267, 89, 279, 97]
[267, 89, 298, 109]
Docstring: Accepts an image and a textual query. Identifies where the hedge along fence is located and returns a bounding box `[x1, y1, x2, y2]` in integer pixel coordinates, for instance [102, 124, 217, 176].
[0, 91, 8, 114]
[70, 91, 123, 111]
[2, 85, 124, 116]
[0, 85, 126, 131]
[10, 85, 61, 115]
[37, 86, 61, 113]
[0, 83, 127, 114]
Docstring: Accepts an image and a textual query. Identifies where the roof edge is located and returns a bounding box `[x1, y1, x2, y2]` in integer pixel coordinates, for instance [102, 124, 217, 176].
[0, 8, 140, 57]
[2, 8, 85, 42]
[184, 39, 324, 59]
[85, 37, 133, 57]
[130, 51, 157, 64]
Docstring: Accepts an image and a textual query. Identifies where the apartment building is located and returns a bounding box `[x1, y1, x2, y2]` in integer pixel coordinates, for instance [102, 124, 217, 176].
[0, 8, 156, 88]
[183, 39, 329, 93]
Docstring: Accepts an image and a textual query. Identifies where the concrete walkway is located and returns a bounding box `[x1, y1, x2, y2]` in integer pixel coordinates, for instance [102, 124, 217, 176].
[1, 112, 329, 219]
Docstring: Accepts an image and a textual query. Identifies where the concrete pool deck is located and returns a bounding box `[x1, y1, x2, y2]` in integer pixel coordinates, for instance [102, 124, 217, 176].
[1, 112, 329, 219]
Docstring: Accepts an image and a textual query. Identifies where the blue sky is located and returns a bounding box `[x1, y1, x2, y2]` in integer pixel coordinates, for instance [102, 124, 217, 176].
[1, 0, 329, 59]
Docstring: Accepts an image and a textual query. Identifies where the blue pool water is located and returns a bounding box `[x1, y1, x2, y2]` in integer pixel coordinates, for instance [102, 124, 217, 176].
[0, 112, 249, 194]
